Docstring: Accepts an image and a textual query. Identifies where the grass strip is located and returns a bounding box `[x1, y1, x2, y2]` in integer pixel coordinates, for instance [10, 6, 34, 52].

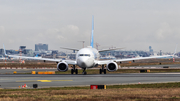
[1, 82, 180, 101]
[1, 82, 180, 91]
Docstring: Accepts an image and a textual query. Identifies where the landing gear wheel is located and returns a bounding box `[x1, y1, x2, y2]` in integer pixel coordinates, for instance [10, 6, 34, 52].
[71, 69, 74, 74]
[82, 71, 87, 75]
[104, 69, 106, 74]
[82, 68, 87, 75]
[100, 65, 106, 74]
[100, 69, 102, 74]
[75, 69, 78, 74]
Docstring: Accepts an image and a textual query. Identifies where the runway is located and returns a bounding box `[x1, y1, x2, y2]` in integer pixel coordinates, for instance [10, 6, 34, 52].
[1, 73, 180, 89]
[1, 64, 180, 74]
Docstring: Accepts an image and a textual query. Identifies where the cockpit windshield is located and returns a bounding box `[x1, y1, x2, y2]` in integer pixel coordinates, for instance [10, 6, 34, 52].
[79, 54, 90, 57]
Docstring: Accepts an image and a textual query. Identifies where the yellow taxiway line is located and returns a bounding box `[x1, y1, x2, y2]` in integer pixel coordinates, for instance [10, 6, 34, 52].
[16, 80, 73, 82]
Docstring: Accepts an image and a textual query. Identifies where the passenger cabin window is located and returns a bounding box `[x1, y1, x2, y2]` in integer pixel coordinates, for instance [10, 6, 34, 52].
[79, 54, 90, 57]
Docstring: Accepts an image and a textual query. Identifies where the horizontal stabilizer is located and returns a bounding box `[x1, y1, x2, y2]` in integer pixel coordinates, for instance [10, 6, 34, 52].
[98, 47, 124, 52]
[60, 47, 79, 51]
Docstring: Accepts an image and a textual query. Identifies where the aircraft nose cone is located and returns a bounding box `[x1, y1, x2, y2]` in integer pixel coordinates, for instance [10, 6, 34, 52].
[77, 57, 92, 68]
[80, 58, 88, 67]
[81, 62, 87, 67]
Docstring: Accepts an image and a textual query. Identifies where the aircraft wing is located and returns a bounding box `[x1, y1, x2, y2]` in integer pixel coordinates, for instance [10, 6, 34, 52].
[98, 47, 124, 52]
[7, 55, 77, 65]
[97, 55, 173, 65]
[3, 45, 76, 64]
[8, 55, 62, 62]
[63, 60, 77, 65]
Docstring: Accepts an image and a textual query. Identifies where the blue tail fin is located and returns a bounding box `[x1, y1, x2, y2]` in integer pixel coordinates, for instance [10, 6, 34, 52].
[90, 16, 94, 48]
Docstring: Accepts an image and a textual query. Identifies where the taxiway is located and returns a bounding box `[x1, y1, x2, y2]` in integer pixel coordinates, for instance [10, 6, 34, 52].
[1, 73, 180, 89]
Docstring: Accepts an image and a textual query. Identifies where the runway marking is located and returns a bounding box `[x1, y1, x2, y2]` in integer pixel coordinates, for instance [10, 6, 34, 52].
[16, 80, 73, 82]
[37, 80, 51, 82]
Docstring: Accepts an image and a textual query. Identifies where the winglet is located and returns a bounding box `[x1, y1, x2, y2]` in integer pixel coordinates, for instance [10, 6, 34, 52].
[90, 15, 94, 48]
[173, 44, 178, 56]
[3, 44, 7, 56]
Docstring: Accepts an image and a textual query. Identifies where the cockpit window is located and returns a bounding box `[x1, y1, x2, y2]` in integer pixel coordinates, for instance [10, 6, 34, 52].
[85, 54, 90, 56]
[79, 54, 90, 57]
[79, 54, 84, 56]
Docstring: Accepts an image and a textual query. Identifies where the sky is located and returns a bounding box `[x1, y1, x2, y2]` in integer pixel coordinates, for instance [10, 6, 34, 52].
[0, 0, 180, 52]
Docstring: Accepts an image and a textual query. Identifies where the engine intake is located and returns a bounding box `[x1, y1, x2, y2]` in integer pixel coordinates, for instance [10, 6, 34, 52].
[107, 62, 118, 72]
[57, 62, 68, 72]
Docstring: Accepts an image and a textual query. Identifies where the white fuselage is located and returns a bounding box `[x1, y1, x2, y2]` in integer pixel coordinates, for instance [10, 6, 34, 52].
[76, 47, 99, 69]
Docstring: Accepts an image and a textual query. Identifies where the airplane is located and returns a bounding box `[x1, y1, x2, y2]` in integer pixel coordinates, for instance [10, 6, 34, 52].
[3, 16, 174, 75]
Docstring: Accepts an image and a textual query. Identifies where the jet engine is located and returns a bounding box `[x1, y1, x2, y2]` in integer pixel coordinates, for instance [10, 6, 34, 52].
[57, 62, 68, 72]
[107, 62, 118, 72]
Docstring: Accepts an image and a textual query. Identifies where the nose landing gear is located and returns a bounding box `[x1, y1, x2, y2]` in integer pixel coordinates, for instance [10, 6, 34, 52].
[100, 65, 106, 74]
[71, 65, 78, 74]
[82, 68, 87, 75]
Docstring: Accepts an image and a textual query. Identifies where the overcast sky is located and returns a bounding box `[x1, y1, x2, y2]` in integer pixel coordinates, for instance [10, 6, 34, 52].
[0, 0, 180, 52]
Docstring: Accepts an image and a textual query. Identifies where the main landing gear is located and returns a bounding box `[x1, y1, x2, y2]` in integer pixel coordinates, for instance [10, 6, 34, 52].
[100, 65, 106, 74]
[82, 68, 87, 75]
[71, 65, 78, 74]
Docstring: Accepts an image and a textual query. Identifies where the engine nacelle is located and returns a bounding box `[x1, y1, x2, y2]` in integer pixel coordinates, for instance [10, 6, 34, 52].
[57, 62, 68, 72]
[107, 62, 118, 72]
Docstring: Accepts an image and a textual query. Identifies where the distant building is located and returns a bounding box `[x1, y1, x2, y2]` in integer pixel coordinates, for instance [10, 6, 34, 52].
[19, 46, 26, 54]
[0, 49, 4, 54]
[20, 46, 26, 50]
[160, 50, 162, 56]
[149, 46, 153, 55]
[52, 50, 58, 55]
[6, 50, 18, 55]
[23, 49, 33, 54]
[35, 43, 48, 51]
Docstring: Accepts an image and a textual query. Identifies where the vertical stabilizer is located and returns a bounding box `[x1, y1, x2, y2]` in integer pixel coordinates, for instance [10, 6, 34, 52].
[3, 44, 7, 56]
[90, 16, 94, 48]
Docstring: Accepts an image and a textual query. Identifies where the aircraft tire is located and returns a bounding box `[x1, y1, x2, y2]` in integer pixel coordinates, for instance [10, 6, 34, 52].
[83, 71, 87, 75]
[75, 69, 78, 74]
[71, 69, 74, 74]
[104, 69, 106, 74]
[100, 69, 102, 74]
